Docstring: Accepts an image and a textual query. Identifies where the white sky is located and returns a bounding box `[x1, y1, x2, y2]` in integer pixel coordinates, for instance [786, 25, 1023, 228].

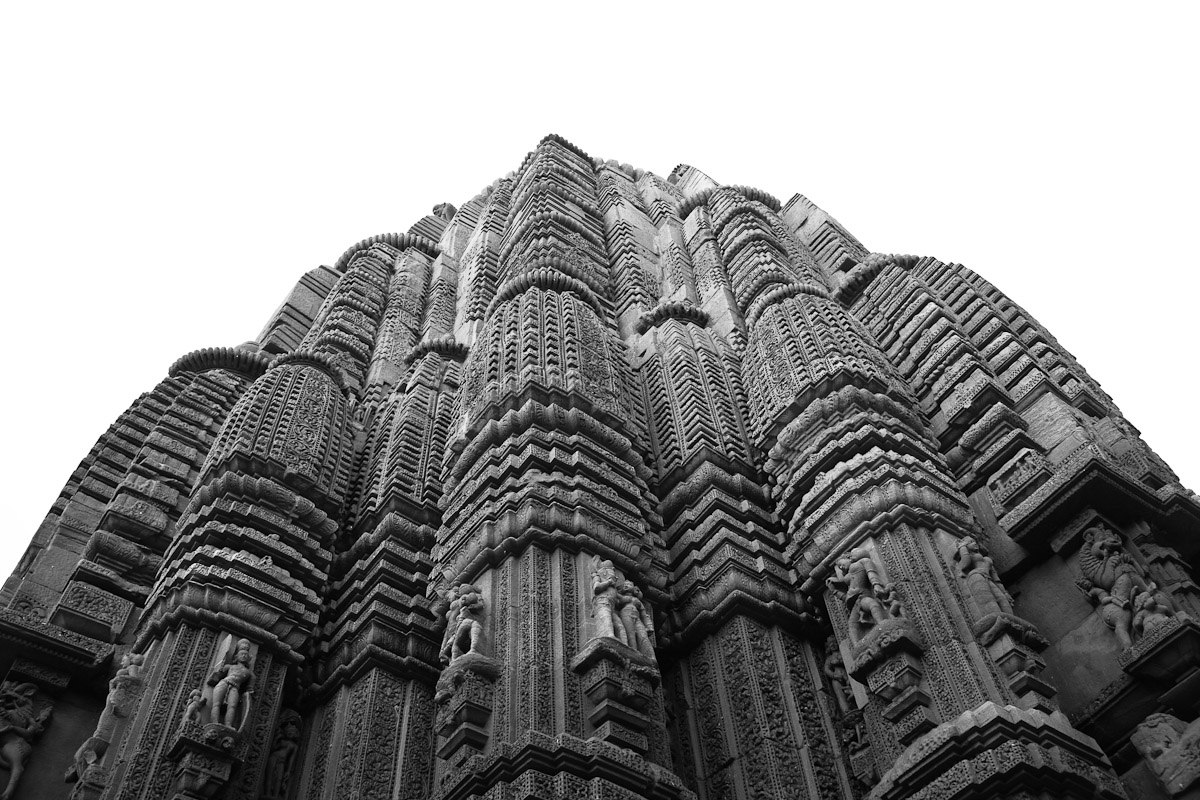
[2, 3, 1197, 582]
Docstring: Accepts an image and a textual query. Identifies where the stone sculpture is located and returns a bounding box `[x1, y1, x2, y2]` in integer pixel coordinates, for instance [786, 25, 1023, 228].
[65, 652, 146, 784]
[0, 682, 50, 800]
[262, 710, 302, 800]
[1133, 584, 1175, 640]
[617, 580, 655, 658]
[182, 688, 206, 722]
[590, 558, 625, 644]
[1132, 713, 1200, 797]
[440, 583, 485, 665]
[116, 652, 143, 681]
[587, 559, 655, 656]
[207, 638, 254, 728]
[954, 536, 1013, 618]
[823, 642, 852, 716]
[1077, 523, 1174, 649]
[827, 547, 903, 645]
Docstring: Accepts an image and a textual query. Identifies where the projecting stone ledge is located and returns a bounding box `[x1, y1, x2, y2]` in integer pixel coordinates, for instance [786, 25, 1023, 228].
[435, 729, 696, 800]
[0, 608, 113, 672]
[868, 702, 1127, 800]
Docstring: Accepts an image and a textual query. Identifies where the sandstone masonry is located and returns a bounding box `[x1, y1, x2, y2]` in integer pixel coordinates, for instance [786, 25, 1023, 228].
[2, 135, 1198, 800]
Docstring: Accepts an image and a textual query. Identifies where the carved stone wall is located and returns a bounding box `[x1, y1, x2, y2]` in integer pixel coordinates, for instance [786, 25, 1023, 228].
[3, 135, 1196, 800]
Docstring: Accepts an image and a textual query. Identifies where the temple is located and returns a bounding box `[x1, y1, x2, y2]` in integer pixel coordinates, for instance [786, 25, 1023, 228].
[2, 135, 1198, 800]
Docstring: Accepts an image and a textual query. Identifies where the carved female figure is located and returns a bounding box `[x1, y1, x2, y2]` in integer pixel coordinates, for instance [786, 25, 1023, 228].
[616, 580, 655, 658]
[439, 584, 465, 664]
[823, 645, 851, 716]
[954, 536, 1014, 618]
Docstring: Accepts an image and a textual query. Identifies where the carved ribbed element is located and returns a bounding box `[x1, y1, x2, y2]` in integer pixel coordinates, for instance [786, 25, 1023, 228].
[168, 346, 272, 379]
[10, 138, 1190, 800]
[198, 362, 354, 511]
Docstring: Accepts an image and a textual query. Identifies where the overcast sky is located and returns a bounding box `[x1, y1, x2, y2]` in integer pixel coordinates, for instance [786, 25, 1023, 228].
[2, 3, 1196, 581]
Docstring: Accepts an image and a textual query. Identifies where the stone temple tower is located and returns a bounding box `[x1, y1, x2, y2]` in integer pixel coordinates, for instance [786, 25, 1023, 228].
[2, 135, 1198, 800]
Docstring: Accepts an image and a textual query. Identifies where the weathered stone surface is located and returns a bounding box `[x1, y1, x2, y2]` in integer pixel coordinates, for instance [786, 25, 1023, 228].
[0, 135, 1196, 799]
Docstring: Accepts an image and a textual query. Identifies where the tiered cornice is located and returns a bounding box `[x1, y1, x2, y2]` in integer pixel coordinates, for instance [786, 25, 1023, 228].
[5, 138, 1186, 800]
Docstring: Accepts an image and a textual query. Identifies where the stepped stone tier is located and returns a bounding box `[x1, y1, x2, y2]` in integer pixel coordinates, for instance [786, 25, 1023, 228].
[3, 134, 1199, 800]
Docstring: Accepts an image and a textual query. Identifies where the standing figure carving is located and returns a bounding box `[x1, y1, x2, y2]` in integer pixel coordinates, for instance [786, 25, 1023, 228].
[954, 536, 1014, 618]
[616, 580, 655, 658]
[441, 584, 485, 664]
[207, 638, 254, 729]
[823, 641, 851, 716]
[262, 709, 302, 800]
[66, 652, 146, 782]
[590, 559, 626, 645]
[183, 688, 206, 722]
[0, 682, 51, 800]
[828, 547, 902, 644]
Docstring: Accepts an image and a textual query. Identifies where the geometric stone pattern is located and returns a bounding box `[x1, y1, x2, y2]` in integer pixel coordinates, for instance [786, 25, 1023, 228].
[0, 134, 1196, 799]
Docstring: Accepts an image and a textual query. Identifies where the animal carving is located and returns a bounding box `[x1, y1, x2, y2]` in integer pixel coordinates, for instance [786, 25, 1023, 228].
[1076, 524, 1171, 648]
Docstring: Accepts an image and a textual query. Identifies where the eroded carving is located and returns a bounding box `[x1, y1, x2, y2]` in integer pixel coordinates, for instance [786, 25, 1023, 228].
[440, 583, 485, 665]
[262, 709, 301, 800]
[65, 652, 145, 784]
[0, 682, 51, 800]
[822, 640, 852, 717]
[1132, 712, 1200, 797]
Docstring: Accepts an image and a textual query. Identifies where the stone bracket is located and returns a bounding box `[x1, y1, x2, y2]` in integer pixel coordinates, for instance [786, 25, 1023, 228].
[164, 720, 244, 800]
[435, 653, 500, 766]
[1120, 616, 1200, 682]
[570, 637, 659, 755]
